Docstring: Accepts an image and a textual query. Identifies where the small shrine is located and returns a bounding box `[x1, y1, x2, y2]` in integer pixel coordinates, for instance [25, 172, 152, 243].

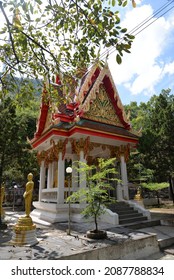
[31, 64, 141, 224]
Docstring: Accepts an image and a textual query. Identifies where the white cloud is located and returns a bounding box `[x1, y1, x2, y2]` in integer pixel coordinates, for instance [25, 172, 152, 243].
[130, 64, 162, 95]
[163, 61, 174, 75]
[108, 4, 174, 97]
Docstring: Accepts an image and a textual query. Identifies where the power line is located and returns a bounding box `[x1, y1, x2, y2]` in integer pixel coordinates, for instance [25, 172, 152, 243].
[103, 1, 174, 59]
[107, 3, 174, 59]
[127, 0, 174, 36]
[99, 0, 174, 62]
[134, 4, 174, 37]
[96, 0, 174, 64]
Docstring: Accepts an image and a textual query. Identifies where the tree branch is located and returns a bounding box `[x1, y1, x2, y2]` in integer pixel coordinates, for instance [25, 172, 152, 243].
[0, 1, 61, 74]
[0, 1, 20, 64]
[70, 0, 105, 41]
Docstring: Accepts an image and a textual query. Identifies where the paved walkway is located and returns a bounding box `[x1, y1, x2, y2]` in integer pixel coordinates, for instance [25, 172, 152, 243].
[0, 207, 174, 260]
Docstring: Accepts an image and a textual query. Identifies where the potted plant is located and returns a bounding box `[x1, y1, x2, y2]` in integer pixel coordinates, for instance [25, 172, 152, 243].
[67, 157, 118, 239]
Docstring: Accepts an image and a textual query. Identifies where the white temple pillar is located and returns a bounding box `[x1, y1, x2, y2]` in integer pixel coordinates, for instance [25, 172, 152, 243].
[39, 161, 46, 202]
[51, 162, 55, 188]
[116, 181, 124, 201]
[120, 155, 129, 200]
[72, 155, 78, 190]
[52, 161, 57, 188]
[79, 150, 86, 189]
[47, 162, 52, 189]
[57, 151, 65, 204]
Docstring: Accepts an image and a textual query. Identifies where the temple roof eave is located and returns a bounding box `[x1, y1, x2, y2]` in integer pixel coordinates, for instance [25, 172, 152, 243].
[31, 119, 139, 150]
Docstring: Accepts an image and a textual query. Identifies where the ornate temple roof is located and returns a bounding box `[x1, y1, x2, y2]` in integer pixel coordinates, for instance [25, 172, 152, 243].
[31, 64, 139, 148]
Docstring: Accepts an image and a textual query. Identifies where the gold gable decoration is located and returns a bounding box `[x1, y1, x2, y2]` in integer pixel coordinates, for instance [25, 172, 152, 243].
[83, 84, 124, 127]
[37, 139, 68, 167]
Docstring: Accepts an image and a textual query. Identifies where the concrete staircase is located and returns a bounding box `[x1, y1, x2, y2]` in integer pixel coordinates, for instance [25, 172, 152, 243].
[109, 201, 148, 225]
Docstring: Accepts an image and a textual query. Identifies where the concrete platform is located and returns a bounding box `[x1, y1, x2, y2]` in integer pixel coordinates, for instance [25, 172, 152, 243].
[136, 225, 174, 249]
[0, 209, 174, 260]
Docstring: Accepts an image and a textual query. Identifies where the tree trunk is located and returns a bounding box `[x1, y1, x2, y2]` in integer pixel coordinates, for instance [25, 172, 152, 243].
[169, 176, 174, 204]
[94, 214, 98, 232]
[0, 152, 5, 228]
[156, 191, 160, 207]
[0, 163, 3, 226]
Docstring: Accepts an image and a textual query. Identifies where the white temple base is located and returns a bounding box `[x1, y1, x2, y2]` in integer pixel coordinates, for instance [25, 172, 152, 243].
[32, 201, 119, 225]
[32, 201, 87, 223]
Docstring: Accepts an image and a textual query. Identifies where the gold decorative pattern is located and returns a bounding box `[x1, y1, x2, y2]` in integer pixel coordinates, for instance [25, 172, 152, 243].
[89, 142, 118, 158]
[37, 151, 46, 166]
[37, 139, 68, 166]
[51, 139, 68, 160]
[115, 144, 130, 162]
[78, 65, 130, 127]
[71, 137, 90, 159]
[77, 64, 100, 104]
[14, 216, 36, 231]
[83, 85, 123, 126]
[88, 143, 130, 162]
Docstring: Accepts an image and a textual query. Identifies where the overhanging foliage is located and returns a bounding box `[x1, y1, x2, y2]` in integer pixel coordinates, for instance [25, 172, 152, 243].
[0, 0, 135, 97]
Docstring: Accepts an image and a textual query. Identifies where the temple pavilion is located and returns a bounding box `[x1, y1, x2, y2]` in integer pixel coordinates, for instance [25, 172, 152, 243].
[31, 64, 147, 224]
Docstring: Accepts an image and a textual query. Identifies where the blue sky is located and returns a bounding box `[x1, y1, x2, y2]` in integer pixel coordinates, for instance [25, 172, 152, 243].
[107, 0, 174, 104]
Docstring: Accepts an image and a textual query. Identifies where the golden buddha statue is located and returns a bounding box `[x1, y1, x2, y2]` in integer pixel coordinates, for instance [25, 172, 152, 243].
[23, 173, 34, 217]
[134, 187, 142, 201]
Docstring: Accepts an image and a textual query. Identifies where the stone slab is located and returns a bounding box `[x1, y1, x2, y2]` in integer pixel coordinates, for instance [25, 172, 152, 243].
[1, 209, 174, 260]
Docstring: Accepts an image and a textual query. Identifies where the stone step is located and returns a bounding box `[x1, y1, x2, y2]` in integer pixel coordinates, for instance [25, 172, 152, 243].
[119, 216, 148, 224]
[109, 202, 148, 225]
[123, 219, 161, 229]
[110, 205, 135, 212]
[111, 206, 135, 211]
[159, 237, 174, 249]
[110, 202, 129, 207]
[112, 202, 132, 206]
[119, 213, 143, 219]
[113, 209, 138, 214]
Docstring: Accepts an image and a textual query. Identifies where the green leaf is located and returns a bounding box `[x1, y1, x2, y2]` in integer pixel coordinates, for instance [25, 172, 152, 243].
[123, 1, 128, 7]
[30, 4, 34, 14]
[124, 49, 131, 53]
[0, 0, 134, 94]
[121, 28, 127, 33]
[124, 44, 131, 49]
[26, 14, 31, 21]
[35, 0, 42, 4]
[116, 54, 122, 64]
[22, 2, 28, 12]
[126, 34, 135, 40]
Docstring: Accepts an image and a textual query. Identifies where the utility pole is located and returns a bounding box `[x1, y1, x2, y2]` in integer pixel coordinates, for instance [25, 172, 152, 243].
[0, 179, 7, 229]
[66, 166, 72, 235]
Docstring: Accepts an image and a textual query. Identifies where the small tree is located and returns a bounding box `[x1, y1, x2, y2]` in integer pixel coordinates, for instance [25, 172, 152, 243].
[142, 182, 169, 207]
[67, 157, 118, 236]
